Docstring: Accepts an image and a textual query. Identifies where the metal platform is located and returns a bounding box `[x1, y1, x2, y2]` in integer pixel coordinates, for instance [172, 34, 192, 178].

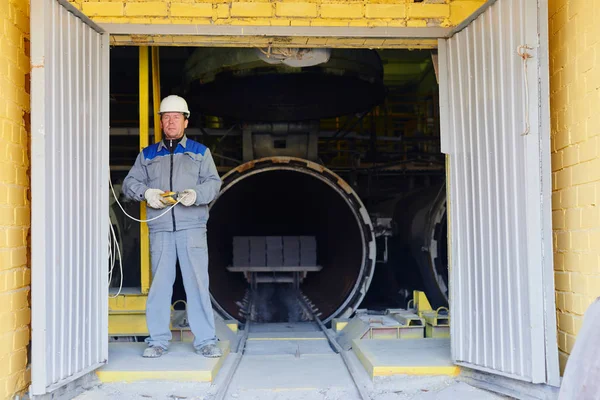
[227, 266, 323, 272]
[336, 312, 425, 350]
[227, 265, 323, 286]
[96, 342, 230, 383]
[352, 338, 460, 378]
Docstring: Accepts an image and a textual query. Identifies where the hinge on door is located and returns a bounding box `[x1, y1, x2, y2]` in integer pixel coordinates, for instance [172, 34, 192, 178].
[517, 44, 535, 60]
[517, 45, 535, 136]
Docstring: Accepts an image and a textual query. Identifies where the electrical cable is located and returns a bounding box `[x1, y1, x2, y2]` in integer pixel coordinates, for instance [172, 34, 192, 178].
[107, 176, 192, 297]
[109, 177, 188, 223]
[108, 218, 124, 298]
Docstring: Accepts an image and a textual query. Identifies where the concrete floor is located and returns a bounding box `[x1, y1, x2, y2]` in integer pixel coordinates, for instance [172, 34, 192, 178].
[78, 323, 510, 399]
[75, 342, 510, 400]
[74, 374, 509, 400]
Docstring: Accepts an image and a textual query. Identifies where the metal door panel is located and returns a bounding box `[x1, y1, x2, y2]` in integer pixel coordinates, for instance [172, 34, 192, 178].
[30, 0, 109, 394]
[439, 0, 559, 385]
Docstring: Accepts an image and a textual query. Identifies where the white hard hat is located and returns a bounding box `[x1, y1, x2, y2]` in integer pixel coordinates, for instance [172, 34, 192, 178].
[159, 95, 190, 118]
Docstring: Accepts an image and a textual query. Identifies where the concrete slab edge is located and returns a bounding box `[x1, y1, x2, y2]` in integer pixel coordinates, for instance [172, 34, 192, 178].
[352, 340, 375, 379]
[96, 341, 231, 384]
[351, 340, 460, 379]
[95, 370, 213, 383]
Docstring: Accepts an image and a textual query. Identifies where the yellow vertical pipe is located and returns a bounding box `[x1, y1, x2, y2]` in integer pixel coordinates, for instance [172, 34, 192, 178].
[151, 47, 162, 143]
[139, 46, 151, 294]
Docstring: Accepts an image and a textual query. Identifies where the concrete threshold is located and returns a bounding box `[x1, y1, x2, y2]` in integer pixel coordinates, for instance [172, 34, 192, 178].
[96, 341, 230, 383]
[352, 338, 460, 378]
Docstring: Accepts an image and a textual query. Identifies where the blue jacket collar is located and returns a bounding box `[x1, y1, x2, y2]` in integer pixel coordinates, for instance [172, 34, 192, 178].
[158, 135, 187, 151]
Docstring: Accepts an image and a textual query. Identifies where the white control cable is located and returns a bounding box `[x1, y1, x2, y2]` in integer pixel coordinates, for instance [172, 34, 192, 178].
[108, 176, 191, 297]
[109, 177, 187, 223]
[108, 219, 123, 298]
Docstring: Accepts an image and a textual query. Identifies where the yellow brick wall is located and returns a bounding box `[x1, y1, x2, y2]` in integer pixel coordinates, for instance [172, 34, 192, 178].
[0, 0, 587, 396]
[549, 0, 600, 374]
[0, 0, 31, 398]
[70, 0, 485, 28]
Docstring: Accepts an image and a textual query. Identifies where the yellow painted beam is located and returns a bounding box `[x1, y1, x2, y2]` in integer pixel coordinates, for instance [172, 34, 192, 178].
[225, 321, 239, 333]
[413, 290, 433, 316]
[332, 318, 349, 332]
[426, 325, 450, 339]
[109, 294, 147, 312]
[108, 314, 211, 337]
[109, 314, 148, 336]
[151, 46, 162, 143]
[110, 35, 438, 49]
[139, 46, 151, 294]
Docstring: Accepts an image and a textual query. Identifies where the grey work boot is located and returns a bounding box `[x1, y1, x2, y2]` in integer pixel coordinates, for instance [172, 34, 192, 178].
[196, 343, 222, 358]
[142, 346, 167, 358]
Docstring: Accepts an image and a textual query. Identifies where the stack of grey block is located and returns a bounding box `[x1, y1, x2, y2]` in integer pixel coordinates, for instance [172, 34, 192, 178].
[232, 236, 317, 267]
[299, 236, 317, 266]
[283, 237, 300, 266]
[249, 237, 266, 267]
[266, 237, 283, 266]
[233, 237, 251, 266]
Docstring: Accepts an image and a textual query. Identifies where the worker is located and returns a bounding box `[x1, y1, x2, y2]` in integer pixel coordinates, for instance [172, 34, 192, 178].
[122, 95, 223, 358]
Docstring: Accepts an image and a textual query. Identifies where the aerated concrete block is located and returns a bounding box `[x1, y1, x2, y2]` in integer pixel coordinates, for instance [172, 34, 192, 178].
[283, 236, 300, 266]
[266, 236, 283, 267]
[299, 236, 317, 266]
[233, 236, 250, 266]
[249, 237, 266, 266]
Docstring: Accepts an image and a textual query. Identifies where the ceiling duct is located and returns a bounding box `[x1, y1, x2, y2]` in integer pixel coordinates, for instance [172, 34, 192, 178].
[255, 47, 331, 67]
[183, 48, 385, 122]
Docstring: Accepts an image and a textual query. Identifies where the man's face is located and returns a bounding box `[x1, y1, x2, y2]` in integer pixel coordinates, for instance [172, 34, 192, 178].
[160, 112, 188, 140]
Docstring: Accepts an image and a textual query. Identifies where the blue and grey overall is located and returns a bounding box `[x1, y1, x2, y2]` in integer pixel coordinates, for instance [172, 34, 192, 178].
[122, 135, 222, 351]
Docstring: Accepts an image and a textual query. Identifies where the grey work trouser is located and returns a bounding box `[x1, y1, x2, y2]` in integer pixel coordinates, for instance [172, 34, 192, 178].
[145, 228, 217, 350]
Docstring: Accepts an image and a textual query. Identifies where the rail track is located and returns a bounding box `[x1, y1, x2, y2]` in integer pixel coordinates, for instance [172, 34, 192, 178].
[212, 290, 370, 400]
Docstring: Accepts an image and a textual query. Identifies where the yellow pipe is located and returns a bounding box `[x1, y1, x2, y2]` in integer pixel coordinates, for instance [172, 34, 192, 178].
[139, 46, 151, 294]
[151, 47, 162, 143]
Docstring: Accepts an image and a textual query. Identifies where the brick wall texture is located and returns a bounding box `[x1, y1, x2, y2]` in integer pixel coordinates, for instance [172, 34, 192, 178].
[549, 0, 600, 374]
[0, 0, 31, 398]
[68, 0, 486, 27]
[0, 0, 596, 397]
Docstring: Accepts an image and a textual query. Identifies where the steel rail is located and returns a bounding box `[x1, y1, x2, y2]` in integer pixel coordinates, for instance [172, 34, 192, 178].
[297, 293, 371, 400]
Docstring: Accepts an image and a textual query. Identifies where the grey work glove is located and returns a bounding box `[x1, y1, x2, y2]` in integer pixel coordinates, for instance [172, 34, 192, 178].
[144, 188, 167, 209]
[178, 189, 197, 206]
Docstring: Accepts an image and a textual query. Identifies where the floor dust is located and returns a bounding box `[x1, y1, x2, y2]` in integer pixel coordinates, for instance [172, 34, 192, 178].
[74, 375, 510, 400]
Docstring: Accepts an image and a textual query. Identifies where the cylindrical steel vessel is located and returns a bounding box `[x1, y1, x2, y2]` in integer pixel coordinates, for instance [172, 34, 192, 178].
[393, 183, 448, 308]
[207, 157, 376, 323]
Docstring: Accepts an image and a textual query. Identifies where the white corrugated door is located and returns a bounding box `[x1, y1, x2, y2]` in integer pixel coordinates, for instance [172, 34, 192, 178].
[30, 0, 109, 395]
[439, 0, 559, 385]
